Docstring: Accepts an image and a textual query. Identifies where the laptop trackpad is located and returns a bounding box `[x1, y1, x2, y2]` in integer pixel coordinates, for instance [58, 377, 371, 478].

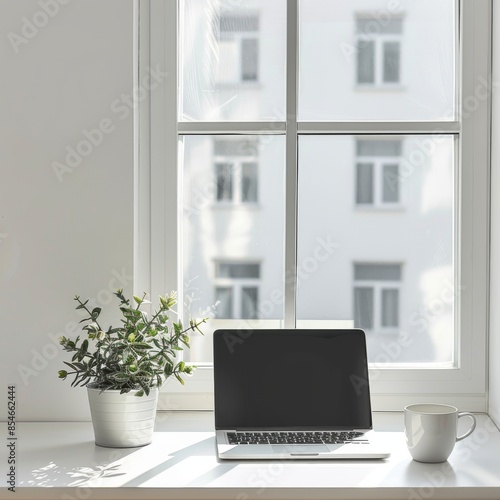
[272, 444, 330, 455]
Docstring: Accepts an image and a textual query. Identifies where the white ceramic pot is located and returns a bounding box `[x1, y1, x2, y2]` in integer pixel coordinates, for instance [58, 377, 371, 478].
[87, 386, 158, 448]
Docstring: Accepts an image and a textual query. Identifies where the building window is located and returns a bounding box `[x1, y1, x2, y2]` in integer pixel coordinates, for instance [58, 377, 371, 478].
[353, 263, 402, 333]
[214, 262, 260, 319]
[356, 16, 402, 86]
[217, 14, 259, 83]
[214, 139, 259, 204]
[355, 139, 402, 207]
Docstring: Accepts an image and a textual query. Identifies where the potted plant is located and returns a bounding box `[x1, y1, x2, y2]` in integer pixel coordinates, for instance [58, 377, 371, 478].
[58, 289, 206, 448]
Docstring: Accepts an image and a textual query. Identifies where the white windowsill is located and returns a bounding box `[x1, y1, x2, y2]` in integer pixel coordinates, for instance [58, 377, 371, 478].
[6, 412, 500, 500]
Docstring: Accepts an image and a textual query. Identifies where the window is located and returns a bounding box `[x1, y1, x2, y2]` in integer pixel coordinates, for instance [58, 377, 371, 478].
[355, 139, 402, 207]
[214, 262, 260, 319]
[145, 0, 491, 412]
[214, 139, 259, 204]
[217, 14, 259, 83]
[356, 15, 402, 86]
[353, 263, 402, 334]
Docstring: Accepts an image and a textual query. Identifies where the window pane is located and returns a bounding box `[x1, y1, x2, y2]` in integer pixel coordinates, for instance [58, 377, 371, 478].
[215, 139, 258, 157]
[382, 288, 399, 327]
[216, 163, 233, 201]
[354, 263, 401, 281]
[357, 40, 375, 84]
[242, 162, 258, 202]
[357, 139, 402, 157]
[356, 17, 403, 35]
[180, 0, 286, 121]
[383, 164, 399, 203]
[216, 262, 260, 279]
[297, 135, 454, 363]
[356, 163, 374, 204]
[383, 41, 400, 83]
[299, 0, 456, 120]
[215, 287, 233, 318]
[241, 38, 259, 81]
[182, 135, 285, 362]
[220, 14, 259, 32]
[242, 287, 259, 318]
[354, 287, 374, 329]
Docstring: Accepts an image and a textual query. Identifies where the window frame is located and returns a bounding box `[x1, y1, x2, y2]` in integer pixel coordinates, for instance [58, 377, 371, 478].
[214, 260, 261, 320]
[353, 262, 403, 335]
[213, 141, 259, 205]
[355, 139, 403, 208]
[355, 13, 404, 87]
[139, 0, 491, 412]
[218, 13, 260, 84]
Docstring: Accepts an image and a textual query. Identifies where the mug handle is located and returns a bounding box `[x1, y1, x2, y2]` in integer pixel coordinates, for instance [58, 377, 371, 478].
[456, 412, 476, 441]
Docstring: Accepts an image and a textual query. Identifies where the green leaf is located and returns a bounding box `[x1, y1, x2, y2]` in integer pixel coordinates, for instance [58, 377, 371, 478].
[110, 373, 130, 382]
[129, 342, 153, 350]
[133, 295, 143, 305]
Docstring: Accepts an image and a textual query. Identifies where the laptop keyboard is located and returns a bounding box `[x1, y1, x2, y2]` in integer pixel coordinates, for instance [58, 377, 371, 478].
[227, 431, 367, 445]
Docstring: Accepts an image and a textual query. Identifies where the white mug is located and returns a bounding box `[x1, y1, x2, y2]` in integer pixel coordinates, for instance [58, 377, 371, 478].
[404, 403, 476, 463]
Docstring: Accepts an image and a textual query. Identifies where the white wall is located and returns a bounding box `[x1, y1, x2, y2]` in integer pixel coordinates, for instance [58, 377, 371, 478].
[489, 2, 500, 428]
[0, 0, 134, 421]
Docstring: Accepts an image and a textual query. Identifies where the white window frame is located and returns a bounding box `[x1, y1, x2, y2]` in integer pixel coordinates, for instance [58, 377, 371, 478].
[138, 0, 491, 412]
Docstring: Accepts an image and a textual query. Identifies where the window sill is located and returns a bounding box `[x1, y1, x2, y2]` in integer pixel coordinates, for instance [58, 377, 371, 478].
[8, 412, 500, 500]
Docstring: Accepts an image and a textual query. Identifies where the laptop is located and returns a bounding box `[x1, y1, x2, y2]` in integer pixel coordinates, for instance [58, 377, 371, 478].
[213, 328, 390, 460]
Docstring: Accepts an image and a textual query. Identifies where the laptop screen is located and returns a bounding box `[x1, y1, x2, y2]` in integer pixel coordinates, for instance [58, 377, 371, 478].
[213, 329, 373, 431]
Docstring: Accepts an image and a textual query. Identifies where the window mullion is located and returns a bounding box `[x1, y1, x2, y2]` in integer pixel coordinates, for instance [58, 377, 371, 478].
[178, 122, 286, 134]
[298, 122, 461, 134]
[284, 0, 299, 328]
